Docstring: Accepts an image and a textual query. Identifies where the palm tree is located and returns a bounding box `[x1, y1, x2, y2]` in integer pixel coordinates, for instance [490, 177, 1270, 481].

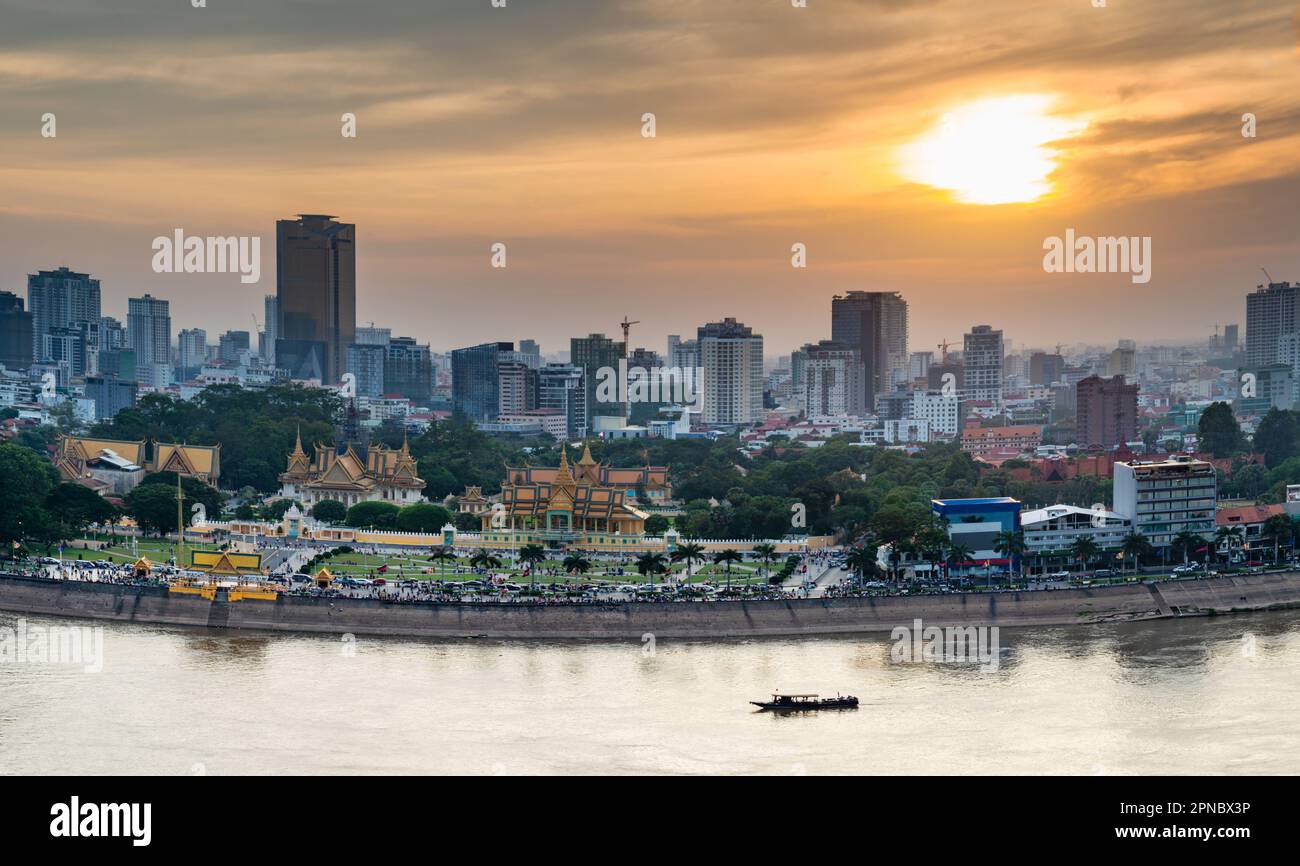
[518, 543, 547, 589]
[1120, 532, 1153, 575]
[992, 530, 1027, 584]
[945, 542, 972, 582]
[1068, 536, 1100, 574]
[1214, 526, 1244, 566]
[428, 545, 457, 579]
[470, 549, 502, 572]
[1170, 530, 1204, 566]
[635, 552, 668, 586]
[843, 546, 879, 588]
[670, 541, 706, 585]
[752, 543, 777, 583]
[712, 549, 743, 590]
[562, 551, 591, 573]
[1262, 514, 1293, 564]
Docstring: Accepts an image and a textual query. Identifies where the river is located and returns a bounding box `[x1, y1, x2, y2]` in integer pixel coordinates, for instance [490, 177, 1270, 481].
[2, 609, 1299, 775]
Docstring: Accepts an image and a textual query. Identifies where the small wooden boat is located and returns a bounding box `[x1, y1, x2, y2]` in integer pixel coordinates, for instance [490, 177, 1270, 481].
[749, 693, 859, 712]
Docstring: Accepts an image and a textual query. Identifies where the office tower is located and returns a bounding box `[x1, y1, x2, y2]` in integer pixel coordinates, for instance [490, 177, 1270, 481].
[1029, 351, 1064, 386]
[27, 267, 101, 363]
[84, 375, 137, 421]
[385, 336, 433, 403]
[908, 351, 934, 381]
[127, 294, 171, 386]
[698, 318, 764, 426]
[1113, 457, 1216, 548]
[452, 341, 512, 421]
[218, 330, 251, 363]
[519, 339, 541, 363]
[1246, 281, 1300, 366]
[41, 327, 87, 378]
[801, 340, 862, 417]
[0, 292, 33, 370]
[1237, 362, 1296, 413]
[497, 359, 538, 415]
[1223, 324, 1239, 351]
[830, 291, 908, 407]
[571, 333, 626, 425]
[538, 364, 587, 439]
[353, 326, 391, 346]
[962, 324, 1004, 405]
[346, 343, 386, 399]
[1075, 374, 1139, 448]
[178, 329, 207, 376]
[275, 214, 355, 383]
[97, 317, 126, 351]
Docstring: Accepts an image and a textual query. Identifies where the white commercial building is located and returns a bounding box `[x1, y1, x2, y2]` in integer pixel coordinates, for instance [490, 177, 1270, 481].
[1113, 456, 1216, 549]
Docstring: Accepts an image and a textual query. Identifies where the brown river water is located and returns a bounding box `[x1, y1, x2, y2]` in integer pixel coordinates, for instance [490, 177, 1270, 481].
[2, 609, 1298, 775]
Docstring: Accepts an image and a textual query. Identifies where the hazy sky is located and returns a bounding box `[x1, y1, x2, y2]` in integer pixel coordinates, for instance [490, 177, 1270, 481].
[2, 0, 1298, 359]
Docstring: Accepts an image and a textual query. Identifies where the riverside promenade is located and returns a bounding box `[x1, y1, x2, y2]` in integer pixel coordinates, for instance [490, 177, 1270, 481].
[3, 570, 1300, 640]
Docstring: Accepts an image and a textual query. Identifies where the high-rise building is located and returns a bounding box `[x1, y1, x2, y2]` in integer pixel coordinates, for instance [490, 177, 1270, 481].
[178, 328, 207, 375]
[27, 267, 101, 363]
[801, 340, 862, 417]
[353, 326, 391, 346]
[347, 343, 386, 399]
[667, 335, 700, 372]
[41, 326, 87, 378]
[910, 390, 960, 438]
[1223, 324, 1239, 351]
[84, 375, 137, 421]
[497, 359, 538, 416]
[1105, 345, 1137, 379]
[275, 214, 356, 383]
[385, 336, 433, 403]
[571, 333, 626, 425]
[0, 292, 33, 370]
[962, 324, 1004, 405]
[218, 330, 251, 363]
[519, 339, 541, 364]
[1029, 351, 1064, 386]
[127, 294, 171, 386]
[1246, 281, 1300, 366]
[698, 318, 764, 426]
[1075, 374, 1139, 448]
[262, 295, 278, 363]
[452, 341, 512, 421]
[538, 363, 587, 439]
[830, 291, 908, 407]
[1113, 457, 1216, 548]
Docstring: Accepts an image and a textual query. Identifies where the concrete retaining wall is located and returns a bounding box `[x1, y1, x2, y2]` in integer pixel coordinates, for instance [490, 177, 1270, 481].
[2, 572, 1299, 640]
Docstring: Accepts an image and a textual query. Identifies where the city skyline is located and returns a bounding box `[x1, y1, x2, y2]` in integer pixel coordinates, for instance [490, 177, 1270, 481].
[2, 1, 1298, 352]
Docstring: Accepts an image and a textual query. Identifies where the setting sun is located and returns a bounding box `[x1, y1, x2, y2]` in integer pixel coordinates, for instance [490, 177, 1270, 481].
[900, 95, 1087, 205]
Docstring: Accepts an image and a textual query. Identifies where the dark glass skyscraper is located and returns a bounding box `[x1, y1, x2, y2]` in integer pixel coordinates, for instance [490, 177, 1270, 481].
[275, 214, 355, 383]
[452, 342, 512, 421]
[0, 292, 33, 370]
[830, 291, 908, 407]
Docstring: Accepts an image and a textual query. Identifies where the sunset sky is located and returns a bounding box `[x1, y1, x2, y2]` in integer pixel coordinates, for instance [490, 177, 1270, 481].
[2, 0, 1299, 358]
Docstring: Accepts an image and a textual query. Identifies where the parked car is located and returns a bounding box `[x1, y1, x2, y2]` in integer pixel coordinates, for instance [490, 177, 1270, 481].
[1093, 569, 1116, 578]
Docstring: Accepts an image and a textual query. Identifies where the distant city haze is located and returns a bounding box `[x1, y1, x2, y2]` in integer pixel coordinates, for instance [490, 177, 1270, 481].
[1, 0, 1298, 354]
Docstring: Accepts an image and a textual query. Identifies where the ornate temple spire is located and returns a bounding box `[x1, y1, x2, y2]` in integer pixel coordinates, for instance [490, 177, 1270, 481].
[553, 445, 576, 491]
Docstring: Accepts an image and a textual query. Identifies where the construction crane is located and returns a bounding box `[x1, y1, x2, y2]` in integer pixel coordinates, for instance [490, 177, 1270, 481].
[1261, 267, 1275, 285]
[620, 315, 640, 349]
[936, 339, 953, 363]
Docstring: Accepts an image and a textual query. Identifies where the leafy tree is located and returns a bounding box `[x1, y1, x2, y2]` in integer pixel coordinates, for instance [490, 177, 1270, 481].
[644, 514, 670, 535]
[992, 530, 1027, 582]
[712, 549, 742, 589]
[429, 545, 457, 577]
[469, 549, 502, 571]
[670, 541, 706, 582]
[1214, 525, 1244, 564]
[345, 501, 400, 529]
[751, 542, 778, 582]
[396, 503, 452, 533]
[127, 484, 185, 537]
[454, 511, 481, 532]
[1253, 408, 1300, 468]
[1170, 530, 1205, 565]
[137, 472, 223, 525]
[0, 442, 58, 548]
[1197, 402, 1245, 458]
[1069, 536, 1100, 573]
[45, 482, 116, 534]
[562, 552, 592, 576]
[1121, 532, 1154, 574]
[311, 500, 348, 524]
